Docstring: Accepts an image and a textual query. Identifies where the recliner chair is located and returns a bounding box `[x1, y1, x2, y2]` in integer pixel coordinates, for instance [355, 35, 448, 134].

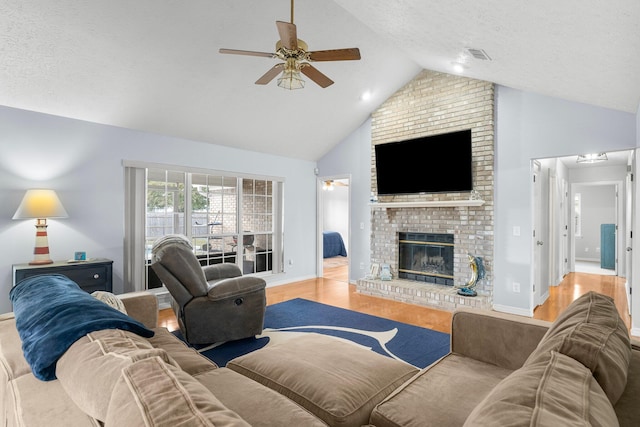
[151, 234, 267, 345]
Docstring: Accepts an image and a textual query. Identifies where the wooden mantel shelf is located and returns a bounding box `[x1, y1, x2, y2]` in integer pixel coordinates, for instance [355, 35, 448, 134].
[370, 200, 485, 209]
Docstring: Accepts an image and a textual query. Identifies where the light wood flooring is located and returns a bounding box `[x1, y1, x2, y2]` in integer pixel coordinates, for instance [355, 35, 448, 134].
[159, 265, 634, 337]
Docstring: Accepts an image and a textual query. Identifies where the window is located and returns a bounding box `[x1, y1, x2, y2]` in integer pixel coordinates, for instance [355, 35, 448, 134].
[124, 162, 284, 292]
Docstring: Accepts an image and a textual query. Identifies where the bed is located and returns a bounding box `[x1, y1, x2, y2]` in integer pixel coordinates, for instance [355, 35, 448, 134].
[323, 231, 347, 258]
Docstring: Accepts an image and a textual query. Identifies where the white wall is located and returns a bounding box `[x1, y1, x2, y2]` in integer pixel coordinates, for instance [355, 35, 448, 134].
[0, 106, 318, 314]
[316, 118, 372, 282]
[573, 184, 616, 262]
[495, 86, 637, 315]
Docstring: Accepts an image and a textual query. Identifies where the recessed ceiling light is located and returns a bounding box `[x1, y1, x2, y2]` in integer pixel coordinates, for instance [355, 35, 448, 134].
[360, 90, 372, 101]
[452, 63, 466, 74]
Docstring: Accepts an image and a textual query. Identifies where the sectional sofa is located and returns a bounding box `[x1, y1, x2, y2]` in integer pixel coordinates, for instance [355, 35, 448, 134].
[1, 274, 638, 426]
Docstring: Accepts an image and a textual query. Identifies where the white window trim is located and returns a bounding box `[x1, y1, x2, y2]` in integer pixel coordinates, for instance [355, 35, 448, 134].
[123, 160, 285, 292]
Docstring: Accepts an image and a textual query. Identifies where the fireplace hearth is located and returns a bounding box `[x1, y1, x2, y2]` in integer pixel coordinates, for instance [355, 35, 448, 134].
[398, 232, 454, 286]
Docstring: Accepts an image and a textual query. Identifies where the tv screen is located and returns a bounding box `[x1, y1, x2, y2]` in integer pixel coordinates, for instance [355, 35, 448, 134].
[374, 129, 473, 195]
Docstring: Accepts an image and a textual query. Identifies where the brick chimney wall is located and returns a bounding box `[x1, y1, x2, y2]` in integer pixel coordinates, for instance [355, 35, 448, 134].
[368, 70, 495, 302]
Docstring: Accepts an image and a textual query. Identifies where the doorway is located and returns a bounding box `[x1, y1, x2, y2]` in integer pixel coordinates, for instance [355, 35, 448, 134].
[532, 149, 633, 310]
[318, 176, 350, 283]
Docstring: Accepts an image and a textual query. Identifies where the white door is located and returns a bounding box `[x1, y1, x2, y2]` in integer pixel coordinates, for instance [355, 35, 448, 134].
[532, 161, 543, 307]
[625, 170, 633, 313]
[561, 179, 570, 277]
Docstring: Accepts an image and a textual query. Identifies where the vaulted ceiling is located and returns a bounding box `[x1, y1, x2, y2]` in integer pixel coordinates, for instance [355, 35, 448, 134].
[1, 0, 638, 161]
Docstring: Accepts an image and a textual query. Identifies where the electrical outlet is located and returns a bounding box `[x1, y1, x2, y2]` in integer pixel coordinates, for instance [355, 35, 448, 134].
[512, 282, 521, 293]
[288, 259, 293, 266]
[359, 262, 365, 270]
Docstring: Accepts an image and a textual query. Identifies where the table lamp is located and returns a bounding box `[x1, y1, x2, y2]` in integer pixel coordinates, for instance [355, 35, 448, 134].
[13, 189, 68, 265]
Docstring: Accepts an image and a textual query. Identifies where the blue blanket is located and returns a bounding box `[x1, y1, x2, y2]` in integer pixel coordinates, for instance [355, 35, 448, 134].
[323, 231, 347, 258]
[9, 274, 154, 381]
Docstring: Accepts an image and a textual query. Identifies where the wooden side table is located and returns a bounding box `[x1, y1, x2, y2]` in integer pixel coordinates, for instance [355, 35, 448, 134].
[13, 258, 113, 293]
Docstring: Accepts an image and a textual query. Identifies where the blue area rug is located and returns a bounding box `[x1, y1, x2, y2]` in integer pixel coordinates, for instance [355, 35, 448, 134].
[174, 298, 450, 368]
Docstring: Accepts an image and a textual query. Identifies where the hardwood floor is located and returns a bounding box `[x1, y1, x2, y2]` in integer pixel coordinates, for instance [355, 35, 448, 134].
[158, 266, 634, 337]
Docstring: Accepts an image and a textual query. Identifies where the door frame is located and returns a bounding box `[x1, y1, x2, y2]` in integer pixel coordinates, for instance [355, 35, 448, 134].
[316, 174, 351, 279]
[532, 160, 543, 307]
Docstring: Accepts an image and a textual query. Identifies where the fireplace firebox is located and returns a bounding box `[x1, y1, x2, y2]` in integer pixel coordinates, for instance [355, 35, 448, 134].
[398, 232, 454, 286]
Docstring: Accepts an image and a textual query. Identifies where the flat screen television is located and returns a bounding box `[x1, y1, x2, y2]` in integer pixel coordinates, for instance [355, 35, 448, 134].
[374, 129, 473, 195]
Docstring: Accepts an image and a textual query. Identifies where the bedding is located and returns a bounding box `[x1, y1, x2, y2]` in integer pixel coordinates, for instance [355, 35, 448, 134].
[323, 231, 347, 258]
[9, 274, 154, 381]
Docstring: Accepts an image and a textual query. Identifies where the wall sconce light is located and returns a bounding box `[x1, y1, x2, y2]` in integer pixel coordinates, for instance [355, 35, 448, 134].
[12, 189, 68, 265]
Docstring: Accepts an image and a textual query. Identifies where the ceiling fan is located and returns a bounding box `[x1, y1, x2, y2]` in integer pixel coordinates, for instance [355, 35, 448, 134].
[219, 0, 361, 90]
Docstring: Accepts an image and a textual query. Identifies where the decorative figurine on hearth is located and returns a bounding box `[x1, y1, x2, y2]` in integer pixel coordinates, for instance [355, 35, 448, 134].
[457, 254, 485, 297]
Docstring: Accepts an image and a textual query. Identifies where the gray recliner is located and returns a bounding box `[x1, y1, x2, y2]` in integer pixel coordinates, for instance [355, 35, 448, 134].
[151, 234, 267, 345]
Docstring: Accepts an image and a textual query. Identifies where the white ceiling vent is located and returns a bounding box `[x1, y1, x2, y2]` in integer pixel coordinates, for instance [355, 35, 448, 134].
[466, 48, 491, 61]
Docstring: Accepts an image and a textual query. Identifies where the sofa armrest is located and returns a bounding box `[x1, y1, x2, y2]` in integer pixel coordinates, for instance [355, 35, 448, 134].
[451, 308, 551, 370]
[118, 291, 158, 329]
[207, 277, 266, 302]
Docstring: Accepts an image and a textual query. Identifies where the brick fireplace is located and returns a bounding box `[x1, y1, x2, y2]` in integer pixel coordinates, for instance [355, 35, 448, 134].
[398, 232, 454, 285]
[356, 70, 494, 311]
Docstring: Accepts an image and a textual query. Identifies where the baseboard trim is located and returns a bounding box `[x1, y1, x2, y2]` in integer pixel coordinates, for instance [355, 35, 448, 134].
[492, 304, 533, 317]
[265, 274, 317, 288]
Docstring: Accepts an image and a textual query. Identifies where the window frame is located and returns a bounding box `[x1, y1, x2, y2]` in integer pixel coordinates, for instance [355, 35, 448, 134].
[124, 160, 284, 292]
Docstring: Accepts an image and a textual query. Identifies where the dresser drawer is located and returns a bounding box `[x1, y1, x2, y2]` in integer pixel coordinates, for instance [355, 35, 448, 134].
[59, 266, 110, 291]
[13, 259, 113, 293]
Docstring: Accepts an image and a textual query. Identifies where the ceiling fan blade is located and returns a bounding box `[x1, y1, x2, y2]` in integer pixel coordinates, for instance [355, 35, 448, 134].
[300, 65, 334, 88]
[255, 64, 285, 85]
[219, 48, 274, 58]
[308, 48, 361, 61]
[276, 21, 298, 50]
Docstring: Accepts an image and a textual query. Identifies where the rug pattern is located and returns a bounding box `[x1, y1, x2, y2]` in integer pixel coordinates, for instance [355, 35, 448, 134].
[174, 298, 450, 369]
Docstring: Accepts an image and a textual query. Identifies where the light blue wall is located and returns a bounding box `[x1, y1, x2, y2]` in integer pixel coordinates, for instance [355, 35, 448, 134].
[319, 89, 637, 317]
[316, 118, 372, 283]
[495, 86, 637, 314]
[0, 106, 318, 314]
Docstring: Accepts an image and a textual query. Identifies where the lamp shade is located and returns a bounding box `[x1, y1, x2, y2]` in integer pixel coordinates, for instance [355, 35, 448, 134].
[13, 189, 69, 219]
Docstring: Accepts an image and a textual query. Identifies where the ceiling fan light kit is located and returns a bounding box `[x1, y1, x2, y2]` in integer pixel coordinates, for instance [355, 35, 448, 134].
[576, 152, 608, 163]
[219, 0, 360, 90]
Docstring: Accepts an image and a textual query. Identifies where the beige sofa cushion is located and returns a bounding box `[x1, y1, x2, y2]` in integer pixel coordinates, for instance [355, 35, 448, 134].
[228, 334, 418, 427]
[370, 354, 513, 427]
[105, 356, 250, 427]
[195, 368, 329, 426]
[525, 291, 631, 404]
[6, 373, 100, 427]
[148, 327, 218, 376]
[464, 351, 619, 427]
[56, 329, 178, 422]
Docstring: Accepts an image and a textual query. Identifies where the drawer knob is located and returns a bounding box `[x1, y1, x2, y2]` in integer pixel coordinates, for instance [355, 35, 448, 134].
[93, 274, 100, 279]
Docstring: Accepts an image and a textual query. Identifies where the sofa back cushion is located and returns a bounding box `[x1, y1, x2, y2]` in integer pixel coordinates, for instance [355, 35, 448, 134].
[56, 329, 178, 421]
[105, 356, 250, 427]
[463, 351, 619, 427]
[525, 291, 631, 404]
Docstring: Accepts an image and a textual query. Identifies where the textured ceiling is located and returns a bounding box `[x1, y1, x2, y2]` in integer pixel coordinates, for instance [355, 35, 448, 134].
[0, 0, 638, 161]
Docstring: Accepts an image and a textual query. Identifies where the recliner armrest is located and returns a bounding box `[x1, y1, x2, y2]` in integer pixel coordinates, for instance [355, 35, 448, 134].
[203, 263, 242, 281]
[207, 276, 266, 302]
